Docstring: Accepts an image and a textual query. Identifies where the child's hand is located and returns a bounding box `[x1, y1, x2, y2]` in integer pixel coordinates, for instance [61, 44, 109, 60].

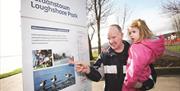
[134, 82, 143, 88]
[68, 60, 90, 74]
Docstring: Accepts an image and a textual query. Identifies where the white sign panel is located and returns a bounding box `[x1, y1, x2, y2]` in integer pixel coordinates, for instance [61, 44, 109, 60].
[21, 0, 86, 26]
[21, 0, 91, 91]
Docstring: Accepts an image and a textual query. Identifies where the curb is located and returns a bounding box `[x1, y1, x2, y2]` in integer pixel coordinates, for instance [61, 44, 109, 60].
[156, 67, 180, 75]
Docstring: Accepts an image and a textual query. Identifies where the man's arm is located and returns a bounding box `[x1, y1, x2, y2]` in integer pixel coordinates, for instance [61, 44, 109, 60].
[86, 55, 105, 81]
[86, 65, 103, 82]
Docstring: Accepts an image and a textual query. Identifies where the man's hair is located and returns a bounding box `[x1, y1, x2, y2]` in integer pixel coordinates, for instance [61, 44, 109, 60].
[110, 24, 122, 32]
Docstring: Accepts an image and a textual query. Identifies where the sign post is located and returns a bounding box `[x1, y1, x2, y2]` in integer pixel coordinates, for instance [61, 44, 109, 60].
[21, 0, 91, 91]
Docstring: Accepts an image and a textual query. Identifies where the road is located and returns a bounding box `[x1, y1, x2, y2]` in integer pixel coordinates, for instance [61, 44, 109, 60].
[0, 73, 180, 91]
[92, 75, 180, 91]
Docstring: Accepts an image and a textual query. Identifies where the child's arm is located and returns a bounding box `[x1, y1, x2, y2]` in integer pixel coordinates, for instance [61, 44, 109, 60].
[124, 44, 153, 88]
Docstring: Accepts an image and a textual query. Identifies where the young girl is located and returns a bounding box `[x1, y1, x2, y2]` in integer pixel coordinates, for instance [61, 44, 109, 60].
[122, 19, 165, 91]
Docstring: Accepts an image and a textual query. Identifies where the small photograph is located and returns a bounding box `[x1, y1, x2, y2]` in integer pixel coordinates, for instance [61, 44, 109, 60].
[33, 64, 75, 91]
[32, 49, 53, 70]
[53, 52, 74, 65]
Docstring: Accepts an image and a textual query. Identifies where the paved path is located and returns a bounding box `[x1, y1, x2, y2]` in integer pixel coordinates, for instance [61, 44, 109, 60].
[92, 75, 180, 91]
[151, 75, 180, 91]
[0, 74, 180, 91]
[0, 73, 23, 91]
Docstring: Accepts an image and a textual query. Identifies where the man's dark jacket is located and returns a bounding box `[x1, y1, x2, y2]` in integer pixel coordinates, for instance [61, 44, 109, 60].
[86, 41, 130, 91]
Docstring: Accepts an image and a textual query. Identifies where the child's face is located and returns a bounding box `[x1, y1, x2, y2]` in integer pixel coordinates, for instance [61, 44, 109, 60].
[128, 27, 140, 43]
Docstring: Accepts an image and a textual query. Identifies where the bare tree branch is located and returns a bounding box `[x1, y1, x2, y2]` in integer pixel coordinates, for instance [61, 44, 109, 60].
[161, 0, 180, 37]
[87, 0, 114, 54]
[116, 3, 132, 30]
[162, 0, 180, 15]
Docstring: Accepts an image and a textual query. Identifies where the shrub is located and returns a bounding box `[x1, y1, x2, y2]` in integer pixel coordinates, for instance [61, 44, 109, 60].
[155, 55, 180, 67]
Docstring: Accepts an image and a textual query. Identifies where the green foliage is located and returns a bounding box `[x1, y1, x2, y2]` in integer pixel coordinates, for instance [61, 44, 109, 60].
[92, 50, 99, 60]
[166, 45, 180, 53]
[0, 68, 22, 79]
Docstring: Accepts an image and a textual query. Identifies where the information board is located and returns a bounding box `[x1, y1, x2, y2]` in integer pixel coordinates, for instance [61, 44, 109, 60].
[21, 0, 91, 91]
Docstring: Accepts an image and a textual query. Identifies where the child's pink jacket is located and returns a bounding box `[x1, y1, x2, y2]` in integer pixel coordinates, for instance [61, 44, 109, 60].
[122, 36, 165, 91]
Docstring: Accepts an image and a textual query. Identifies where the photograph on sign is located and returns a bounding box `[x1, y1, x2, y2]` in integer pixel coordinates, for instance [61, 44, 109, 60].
[33, 64, 75, 91]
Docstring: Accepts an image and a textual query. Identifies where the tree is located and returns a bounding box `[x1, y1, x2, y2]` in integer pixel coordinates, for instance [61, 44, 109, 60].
[87, 0, 113, 54]
[88, 35, 93, 60]
[117, 3, 132, 30]
[162, 0, 180, 37]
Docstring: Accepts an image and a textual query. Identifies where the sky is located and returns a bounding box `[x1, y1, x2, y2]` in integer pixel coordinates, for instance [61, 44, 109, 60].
[0, 0, 175, 73]
[91, 0, 174, 47]
[0, 0, 22, 73]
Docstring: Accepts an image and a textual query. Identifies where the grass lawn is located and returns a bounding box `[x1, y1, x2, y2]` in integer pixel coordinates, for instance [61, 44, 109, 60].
[92, 50, 99, 60]
[166, 45, 180, 53]
[0, 68, 22, 79]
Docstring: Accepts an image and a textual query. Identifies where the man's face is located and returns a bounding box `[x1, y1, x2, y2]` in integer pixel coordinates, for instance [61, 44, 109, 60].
[107, 26, 123, 51]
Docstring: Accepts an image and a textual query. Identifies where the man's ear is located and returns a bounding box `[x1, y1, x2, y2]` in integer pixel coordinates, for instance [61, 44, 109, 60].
[121, 32, 124, 37]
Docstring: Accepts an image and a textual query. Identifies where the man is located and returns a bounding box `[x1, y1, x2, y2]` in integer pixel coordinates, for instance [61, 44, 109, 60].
[70, 24, 156, 91]
[71, 24, 130, 91]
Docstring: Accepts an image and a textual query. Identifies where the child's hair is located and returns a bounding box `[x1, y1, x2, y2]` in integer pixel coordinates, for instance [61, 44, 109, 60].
[130, 19, 153, 41]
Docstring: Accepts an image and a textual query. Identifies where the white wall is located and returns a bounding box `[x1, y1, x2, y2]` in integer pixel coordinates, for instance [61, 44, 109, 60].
[0, 0, 22, 74]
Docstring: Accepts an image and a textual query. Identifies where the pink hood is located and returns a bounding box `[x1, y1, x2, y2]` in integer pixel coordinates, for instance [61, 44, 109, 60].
[122, 36, 165, 91]
[141, 35, 165, 63]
